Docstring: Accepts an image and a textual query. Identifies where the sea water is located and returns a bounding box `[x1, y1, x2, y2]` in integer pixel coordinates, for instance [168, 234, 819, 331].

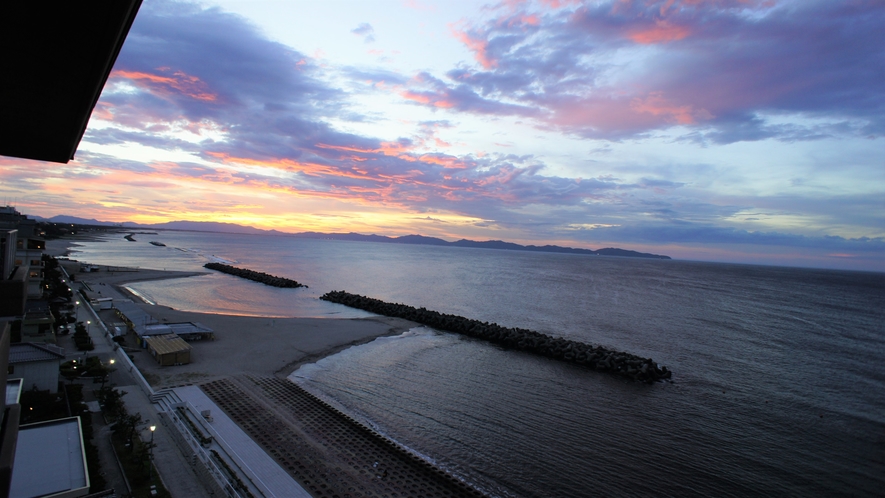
[69, 230, 885, 497]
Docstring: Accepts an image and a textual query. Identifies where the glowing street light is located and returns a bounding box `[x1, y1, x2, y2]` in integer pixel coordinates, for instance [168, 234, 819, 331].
[148, 425, 157, 480]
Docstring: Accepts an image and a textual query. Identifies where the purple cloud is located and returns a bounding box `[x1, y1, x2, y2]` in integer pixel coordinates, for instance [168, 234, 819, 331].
[351, 22, 376, 43]
[404, 0, 885, 143]
[54, 0, 880, 271]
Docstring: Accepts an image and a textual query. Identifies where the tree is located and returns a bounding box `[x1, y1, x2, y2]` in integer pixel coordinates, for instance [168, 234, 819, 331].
[114, 412, 143, 451]
[97, 385, 126, 419]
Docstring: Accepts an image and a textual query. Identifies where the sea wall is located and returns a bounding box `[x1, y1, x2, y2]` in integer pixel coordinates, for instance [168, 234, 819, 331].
[203, 263, 306, 288]
[320, 291, 671, 383]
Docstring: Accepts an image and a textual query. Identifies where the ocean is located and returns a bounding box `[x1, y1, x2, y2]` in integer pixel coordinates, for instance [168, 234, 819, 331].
[68, 230, 885, 497]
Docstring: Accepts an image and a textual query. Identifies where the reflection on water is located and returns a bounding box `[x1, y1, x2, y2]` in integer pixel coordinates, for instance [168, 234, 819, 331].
[69, 230, 885, 497]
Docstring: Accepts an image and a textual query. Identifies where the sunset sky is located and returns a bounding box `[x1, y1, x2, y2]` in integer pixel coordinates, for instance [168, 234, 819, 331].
[1, 0, 883, 271]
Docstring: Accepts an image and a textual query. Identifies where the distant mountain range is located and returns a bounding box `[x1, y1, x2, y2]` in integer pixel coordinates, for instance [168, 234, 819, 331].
[37, 215, 671, 260]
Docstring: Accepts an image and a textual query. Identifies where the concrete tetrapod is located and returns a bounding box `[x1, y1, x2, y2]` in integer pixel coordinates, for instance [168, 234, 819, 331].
[320, 290, 672, 383]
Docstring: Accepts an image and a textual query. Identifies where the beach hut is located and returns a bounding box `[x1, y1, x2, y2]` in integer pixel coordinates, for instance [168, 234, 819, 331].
[144, 333, 192, 366]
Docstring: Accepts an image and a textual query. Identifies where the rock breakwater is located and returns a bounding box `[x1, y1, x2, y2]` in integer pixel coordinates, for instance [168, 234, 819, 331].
[320, 291, 671, 383]
[203, 262, 307, 288]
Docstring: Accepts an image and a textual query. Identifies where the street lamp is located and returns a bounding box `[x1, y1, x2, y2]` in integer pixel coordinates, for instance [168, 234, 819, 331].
[100, 358, 115, 388]
[148, 425, 156, 480]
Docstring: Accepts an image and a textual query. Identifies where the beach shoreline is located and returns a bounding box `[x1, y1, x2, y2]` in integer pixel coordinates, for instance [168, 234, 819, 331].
[52, 234, 418, 387]
[49, 234, 481, 497]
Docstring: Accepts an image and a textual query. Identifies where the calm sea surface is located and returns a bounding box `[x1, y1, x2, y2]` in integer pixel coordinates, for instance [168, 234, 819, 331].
[69, 230, 885, 497]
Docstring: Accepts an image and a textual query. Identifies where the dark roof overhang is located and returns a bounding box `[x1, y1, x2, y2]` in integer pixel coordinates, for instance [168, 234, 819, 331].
[0, 1, 143, 163]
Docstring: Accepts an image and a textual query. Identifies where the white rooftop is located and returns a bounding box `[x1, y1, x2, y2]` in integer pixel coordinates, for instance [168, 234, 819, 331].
[6, 378, 22, 406]
[10, 417, 89, 498]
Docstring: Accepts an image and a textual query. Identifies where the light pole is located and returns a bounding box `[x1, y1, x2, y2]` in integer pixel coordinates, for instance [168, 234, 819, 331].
[100, 358, 115, 389]
[148, 425, 156, 480]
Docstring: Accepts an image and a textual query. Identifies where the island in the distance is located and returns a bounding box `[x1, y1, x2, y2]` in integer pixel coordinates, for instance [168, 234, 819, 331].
[40, 216, 672, 260]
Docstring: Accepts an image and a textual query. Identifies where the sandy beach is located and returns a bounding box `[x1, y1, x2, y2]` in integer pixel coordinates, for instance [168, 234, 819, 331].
[53, 246, 418, 387]
[48, 235, 479, 497]
[123, 305, 416, 387]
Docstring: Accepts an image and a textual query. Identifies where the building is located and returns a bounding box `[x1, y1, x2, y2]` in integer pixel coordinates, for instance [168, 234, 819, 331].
[16, 235, 45, 301]
[0, 322, 22, 497]
[8, 342, 65, 393]
[143, 322, 215, 342]
[0, 230, 28, 318]
[19, 304, 57, 345]
[0, 3, 144, 495]
[144, 334, 192, 366]
[0, 267, 28, 318]
[9, 418, 90, 498]
[0, 229, 16, 280]
[0, 207, 45, 299]
[113, 301, 157, 340]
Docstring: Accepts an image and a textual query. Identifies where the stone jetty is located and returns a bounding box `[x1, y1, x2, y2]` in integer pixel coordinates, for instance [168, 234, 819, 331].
[203, 262, 307, 288]
[320, 291, 671, 383]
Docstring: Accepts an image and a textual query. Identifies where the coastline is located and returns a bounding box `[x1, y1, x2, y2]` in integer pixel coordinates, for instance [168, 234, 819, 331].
[53, 233, 417, 387]
[50, 234, 479, 497]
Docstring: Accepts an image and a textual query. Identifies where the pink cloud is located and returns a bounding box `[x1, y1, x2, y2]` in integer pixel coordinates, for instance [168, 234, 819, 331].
[540, 0, 581, 8]
[630, 92, 713, 124]
[111, 69, 218, 102]
[450, 27, 497, 69]
[400, 90, 455, 108]
[627, 20, 691, 44]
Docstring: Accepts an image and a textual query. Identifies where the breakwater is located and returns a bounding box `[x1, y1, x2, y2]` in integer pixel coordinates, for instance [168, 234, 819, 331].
[203, 263, 307, 288]
[320, 291, 671, 383]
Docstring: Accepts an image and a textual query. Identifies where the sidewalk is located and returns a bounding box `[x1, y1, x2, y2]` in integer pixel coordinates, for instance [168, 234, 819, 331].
[63, 278, 212, 498]
[120, 385, 213, 498]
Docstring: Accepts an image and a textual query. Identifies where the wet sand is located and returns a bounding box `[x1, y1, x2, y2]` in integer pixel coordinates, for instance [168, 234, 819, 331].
[66, 267, 416, 387]
[125, 305, 416, 387]
[50, 236, 482, 496]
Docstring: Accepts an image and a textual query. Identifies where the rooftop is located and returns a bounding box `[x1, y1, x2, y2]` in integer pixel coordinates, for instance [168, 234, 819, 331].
[9, 342, 66, 364]
[10, 417, 89, 497]
[143, 321, 214, 337]
[0, 1, 143, 163]
[145, 334, 192, 356]
[114, 300, 156, 335]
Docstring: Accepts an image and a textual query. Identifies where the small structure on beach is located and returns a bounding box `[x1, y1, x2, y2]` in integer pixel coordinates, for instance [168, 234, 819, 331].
[144, 333, 192, 366]
[143, 322, 214, 341]
[113, 300, 156, 336]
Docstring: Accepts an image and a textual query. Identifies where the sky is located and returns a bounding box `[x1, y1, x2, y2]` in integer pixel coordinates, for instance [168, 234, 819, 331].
[1, 0, 883, 271]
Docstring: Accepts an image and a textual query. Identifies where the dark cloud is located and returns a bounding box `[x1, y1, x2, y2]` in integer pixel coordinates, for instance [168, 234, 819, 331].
[573, 223, 885, 255]
[64, 0, 881, 269]
[404, 0, 885, 143]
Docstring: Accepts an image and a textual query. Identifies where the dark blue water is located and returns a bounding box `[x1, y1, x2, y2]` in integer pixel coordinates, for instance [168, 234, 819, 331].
[70, 231, 885, 497]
